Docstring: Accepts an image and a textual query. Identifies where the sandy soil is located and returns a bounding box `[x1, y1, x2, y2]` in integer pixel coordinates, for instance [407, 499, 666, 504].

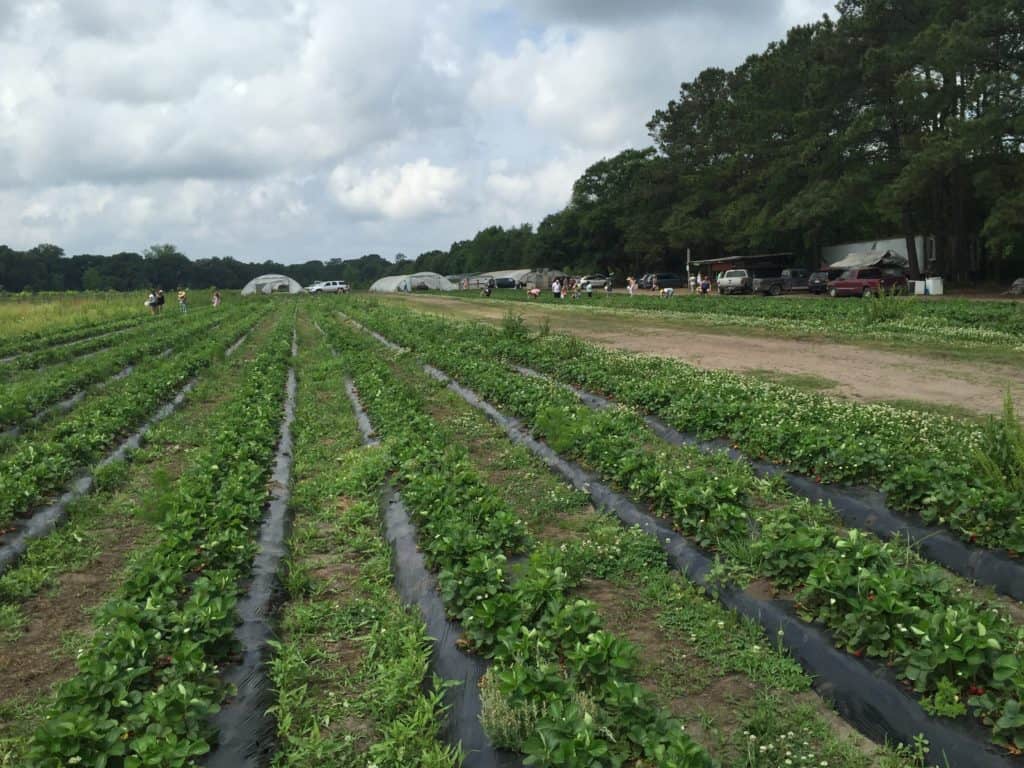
[384, 294, 1024, 417]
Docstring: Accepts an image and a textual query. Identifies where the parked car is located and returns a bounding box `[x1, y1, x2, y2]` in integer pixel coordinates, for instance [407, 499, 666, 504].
[579, 274, 609, 290]
[827, 268, 907, 297]
[718, 269, 753, 294]
[637, 272, 683, 290]
[752, 268, 811, 296]
[492, 276, 518, 289]
[808, 269, 842, 294]
[307, 280, 350, 294]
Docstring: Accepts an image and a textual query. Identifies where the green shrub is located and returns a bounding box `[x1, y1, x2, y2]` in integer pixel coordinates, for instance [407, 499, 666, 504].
[861, 289, 911, 323]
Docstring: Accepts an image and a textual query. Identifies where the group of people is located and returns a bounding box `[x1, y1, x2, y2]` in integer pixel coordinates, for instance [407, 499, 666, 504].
[547, 276, 610, 300]
[689, 274, 712, 295]
[144, 288, 218, 314]
[621, 273, 712, 298]
[145, 289, 166, 314]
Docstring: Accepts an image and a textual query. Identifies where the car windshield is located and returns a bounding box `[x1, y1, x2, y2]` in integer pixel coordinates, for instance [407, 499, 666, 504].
[839, 269, 857, 279]
[724, 270, 744, 278]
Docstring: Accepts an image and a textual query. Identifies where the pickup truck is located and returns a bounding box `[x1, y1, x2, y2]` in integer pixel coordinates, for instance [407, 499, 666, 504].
[751, 268, 811, 296]
[306, 280, 350, 294]
[718, 269, 753, 294]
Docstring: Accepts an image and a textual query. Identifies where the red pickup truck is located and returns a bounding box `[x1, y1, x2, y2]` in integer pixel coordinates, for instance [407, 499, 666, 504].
[826, 268, 907, 298]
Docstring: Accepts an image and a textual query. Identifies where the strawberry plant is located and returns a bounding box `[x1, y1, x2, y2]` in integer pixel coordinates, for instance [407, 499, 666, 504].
[343, 301, 1024, 750]
[350, 301, 1023, 555]
[28, 316, 294, 766]
[0, 307, 264, 528]
[0, 306, 242, 428]
[316, 313, 713, 767]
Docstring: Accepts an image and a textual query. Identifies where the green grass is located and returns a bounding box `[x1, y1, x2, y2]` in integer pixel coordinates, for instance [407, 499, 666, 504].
[0, 496, 105, 605]
[746, 369, 839, 392]
[0, 697, 46, 768]
[879, 399, 985, 422]
[0, 604, 25, 642]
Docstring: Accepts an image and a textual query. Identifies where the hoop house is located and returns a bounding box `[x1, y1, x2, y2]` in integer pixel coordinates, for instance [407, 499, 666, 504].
[240, 274, 303, 295]
[369, 272, 456, 293]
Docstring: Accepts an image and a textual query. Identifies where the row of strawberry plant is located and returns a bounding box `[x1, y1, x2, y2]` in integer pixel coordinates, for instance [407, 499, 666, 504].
[269, 317, 457, 766]
[0, 306, 244, 428]
[320, 315, 713, 767]
[0, 311, 273, 638]
[0, 306, 264, 527]
[353, 302, 1023, 555]
[0, 322, 147, 376]
[27, 312, 295, 767]
[325, 312, 893, 767]
[344, 306, 1024, 752]
[0, 312, 149, 360]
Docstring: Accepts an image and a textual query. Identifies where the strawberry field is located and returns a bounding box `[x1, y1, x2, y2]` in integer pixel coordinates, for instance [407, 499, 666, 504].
[0, 293, 1021, 768]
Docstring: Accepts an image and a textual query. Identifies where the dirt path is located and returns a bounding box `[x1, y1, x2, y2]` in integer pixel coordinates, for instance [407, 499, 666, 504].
[385, 294, 1024, 417]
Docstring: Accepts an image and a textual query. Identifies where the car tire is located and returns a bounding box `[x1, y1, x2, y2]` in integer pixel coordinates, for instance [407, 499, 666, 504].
[828, 287, 838, 298]
[862, 287, 873, 298]
[769, 284, 782, 296]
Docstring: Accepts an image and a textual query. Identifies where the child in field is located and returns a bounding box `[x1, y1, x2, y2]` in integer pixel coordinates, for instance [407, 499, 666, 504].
[177, 289, 188, 313]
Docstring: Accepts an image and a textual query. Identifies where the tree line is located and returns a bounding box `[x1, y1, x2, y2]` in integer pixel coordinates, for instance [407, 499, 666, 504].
[3, 0, 1022, 291]
[0, 244, 398, 293]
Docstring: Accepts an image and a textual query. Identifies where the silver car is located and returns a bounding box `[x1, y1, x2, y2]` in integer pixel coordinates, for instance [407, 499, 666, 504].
[580, 274, 609, 290]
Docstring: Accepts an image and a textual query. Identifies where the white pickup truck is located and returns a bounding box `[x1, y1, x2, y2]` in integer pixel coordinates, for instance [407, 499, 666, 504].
[306, 280, 350, 294]
[717, 269, 753, 295]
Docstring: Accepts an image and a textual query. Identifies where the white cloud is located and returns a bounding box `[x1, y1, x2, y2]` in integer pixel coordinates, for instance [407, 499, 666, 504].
[329, 160, 465, 219]
[469, 13, 774, 152]
[483, 155, 587, 224]
[0, 0, 837, 262]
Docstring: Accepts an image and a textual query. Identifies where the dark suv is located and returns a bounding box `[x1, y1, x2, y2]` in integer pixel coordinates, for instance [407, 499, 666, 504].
[827, 268, 907, 297]
[808, 269, 842, 294]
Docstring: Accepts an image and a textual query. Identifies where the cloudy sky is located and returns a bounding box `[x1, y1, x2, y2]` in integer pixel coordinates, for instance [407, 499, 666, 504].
[0, 0, 836, 264]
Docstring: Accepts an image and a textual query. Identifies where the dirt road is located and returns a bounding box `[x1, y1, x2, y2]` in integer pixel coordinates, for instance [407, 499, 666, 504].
[383, 294, 1024, 417]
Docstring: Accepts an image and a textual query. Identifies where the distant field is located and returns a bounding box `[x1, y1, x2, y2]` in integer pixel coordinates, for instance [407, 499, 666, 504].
[0, 292, 149, 339]
[446, 288, 1024, 358]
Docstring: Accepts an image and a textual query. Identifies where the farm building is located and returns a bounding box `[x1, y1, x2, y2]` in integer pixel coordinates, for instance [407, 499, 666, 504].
[478, 268, 532, 287]
[821, 236, 930, 272]
[523, 269, 567, 290]
[240, 274, 303, 295]
[368, 272, 456, 293]
[828, 249, 909, 270]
